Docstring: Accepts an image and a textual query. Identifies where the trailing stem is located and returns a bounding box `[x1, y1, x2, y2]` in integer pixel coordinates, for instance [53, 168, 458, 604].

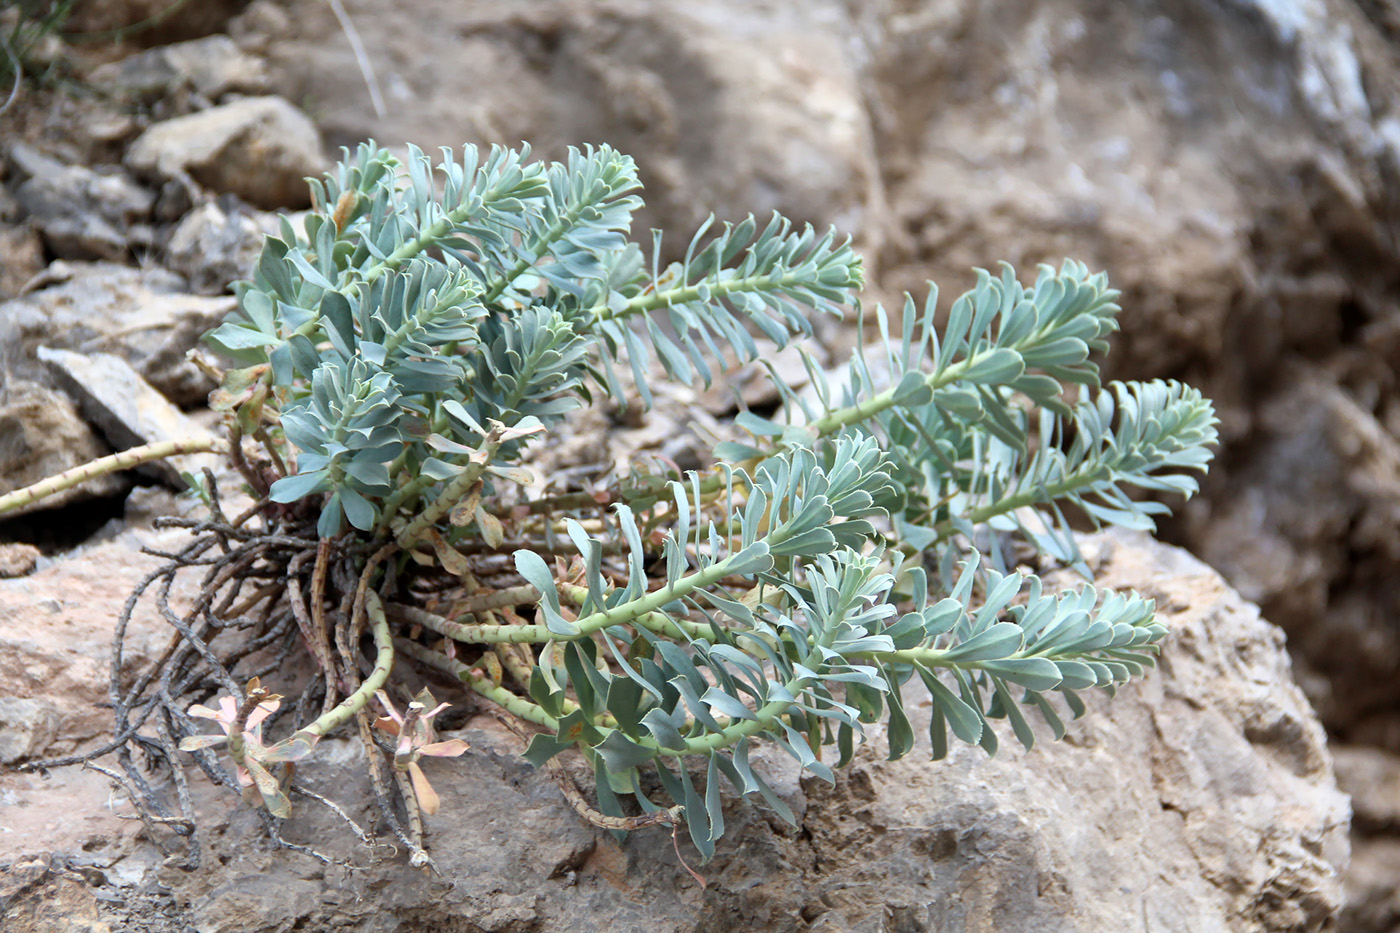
[0, 436, 223, 516]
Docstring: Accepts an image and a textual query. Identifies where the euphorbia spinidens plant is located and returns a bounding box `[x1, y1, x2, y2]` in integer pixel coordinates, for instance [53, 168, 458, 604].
[7, 141, 1217, 870]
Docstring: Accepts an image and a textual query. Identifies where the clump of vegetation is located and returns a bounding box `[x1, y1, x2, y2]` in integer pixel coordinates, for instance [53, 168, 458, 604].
[5, 142, 1217, 871]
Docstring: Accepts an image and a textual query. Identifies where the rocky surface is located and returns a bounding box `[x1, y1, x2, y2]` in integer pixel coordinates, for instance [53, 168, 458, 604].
[37, 347, 217, 486]
[1334, 744, 1400, 932]
[2, 855, 115, 933]
[7, 143, 154, 261]
[0, 380, 127, 516]
[89, 34, 270, 108]
[0, 223, 45, 301]
[232, 0, 886, 255]
[0, 529, 1349, 932]
[163, 200, 276, 296]
[1187, 371, 1400, 749]
[0, 263, 234, 407]
[0, 544, 41, 579]
[1, 0, 1397, 928]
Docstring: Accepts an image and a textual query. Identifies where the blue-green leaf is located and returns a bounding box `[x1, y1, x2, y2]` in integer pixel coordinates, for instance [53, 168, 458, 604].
[268, 469, 329, 503]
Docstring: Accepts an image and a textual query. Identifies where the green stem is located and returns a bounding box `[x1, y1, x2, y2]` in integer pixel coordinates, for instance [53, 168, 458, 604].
[658, 676, 814, 757]
[564, 548, 756, 638]
[559, 584, 713, 640]
[391, 602, 548, 644]
[0, 436, 222, 516]
[808, 350, 987, 438]
[394, 427, 506, 549]
[381, 287, 469, 359]
[919, 464, 1112, 539]
[395, 638, 559, 729]
[856, 636, 1157, 674]
[588, 269, 813, 324]
[465, 585, 542, 613]
[291, 590, 395, 741]
[967, 469, 1108, 525]
[482, 207, 585, 308]
[401, 628, 807, 759]
[377, 472, 439, 536]
[389, 551, 746, 647]
[362, 217, 461, 287]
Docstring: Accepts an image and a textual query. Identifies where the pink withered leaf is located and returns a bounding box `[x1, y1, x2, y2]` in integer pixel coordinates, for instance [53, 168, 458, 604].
[374, 689, 469, 815]
[178, 679, 292, 816]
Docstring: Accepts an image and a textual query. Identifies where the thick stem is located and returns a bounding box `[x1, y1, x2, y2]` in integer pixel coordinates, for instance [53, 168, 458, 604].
[559, 584, 711, 640]
[963, 467, 1110, 526]
[394, 423, 516, 549]
[657, 678, 813, 757]
[395, 638, 559, 729]
[291, 590, 394, 742]
[253, 425, 288, 477]
[490, 643, 535, 689]
[226, 422, 267, 497]
[460, 585, 540, 614]
[565, 549, 752, 637]
[0, 436, 222, 516]
[394, 591, 706, 644]
[393, 548, 752, 646]
[482, 186, 613, 307]
[375, 472, 437, 536]
[390, 602, 548, 644]
[398, 631, 809, 759]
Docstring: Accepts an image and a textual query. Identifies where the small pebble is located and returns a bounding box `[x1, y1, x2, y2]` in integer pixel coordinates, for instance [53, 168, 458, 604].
[0, 542, 41, 578]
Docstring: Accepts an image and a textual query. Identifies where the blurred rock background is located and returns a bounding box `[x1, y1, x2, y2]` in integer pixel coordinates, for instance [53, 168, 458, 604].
[1, 1, 1397, 929]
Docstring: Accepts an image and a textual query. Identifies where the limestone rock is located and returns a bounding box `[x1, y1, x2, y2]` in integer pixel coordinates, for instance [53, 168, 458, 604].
[0, 225, 45, 301]
[1334, 744, 1400, 933]
[1334, 744, 1400, 834]
[0, 856, 111, 933]
[125, 96, 326, 209]
[0, 697, 61, 765]
[235, 0, 887, 255]
[0, 262, 233, 406]
[88, 34, 270, 105]
[163, 200, 274, 295]
[0, 543, 40, 579]
[36, 347, 217, 487]
[1185, 372, 1400, 747]
[1343, 835, 1400, 933]
[0, 380, 126, 517]
[7, 143, 154, 261]
[0, 525, 208, 785]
